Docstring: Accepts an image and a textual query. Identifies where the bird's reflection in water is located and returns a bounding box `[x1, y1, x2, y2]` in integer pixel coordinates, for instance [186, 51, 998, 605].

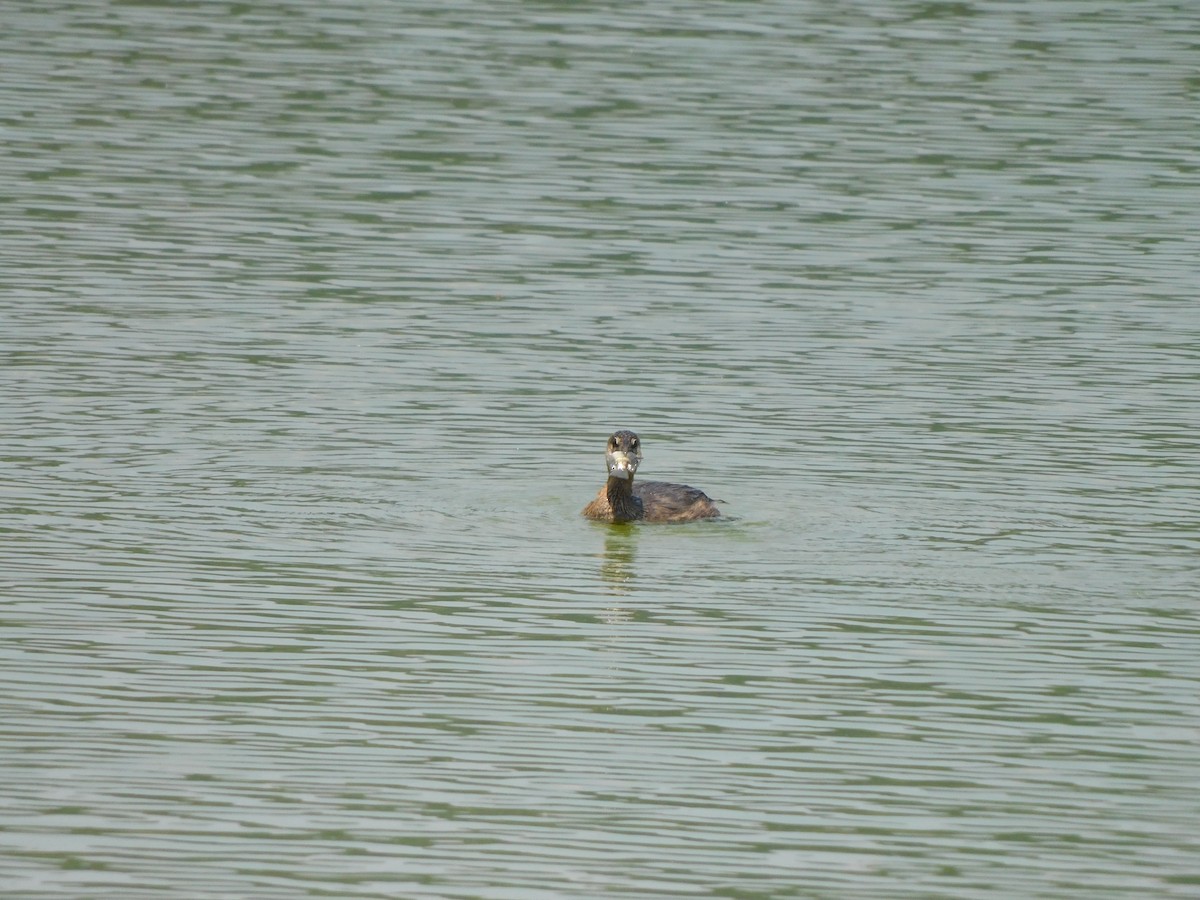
[599, 524, 637, 588]
[597, 524, 638, 623]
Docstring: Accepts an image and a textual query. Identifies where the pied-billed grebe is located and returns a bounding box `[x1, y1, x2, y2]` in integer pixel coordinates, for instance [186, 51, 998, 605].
[581, 430, 721, 524]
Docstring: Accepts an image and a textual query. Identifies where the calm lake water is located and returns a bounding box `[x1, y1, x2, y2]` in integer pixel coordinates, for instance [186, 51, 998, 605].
[3, 1, 1199, 897]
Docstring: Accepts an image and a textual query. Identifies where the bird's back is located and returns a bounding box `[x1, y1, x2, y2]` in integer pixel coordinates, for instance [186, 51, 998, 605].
[633, 480, 720, 523]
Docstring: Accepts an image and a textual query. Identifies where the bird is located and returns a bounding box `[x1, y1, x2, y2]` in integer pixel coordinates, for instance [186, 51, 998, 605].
[582, 430, 720, 523]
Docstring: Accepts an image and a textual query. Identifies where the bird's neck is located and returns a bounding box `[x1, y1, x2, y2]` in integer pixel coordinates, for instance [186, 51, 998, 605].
[606, 476, 642, 523]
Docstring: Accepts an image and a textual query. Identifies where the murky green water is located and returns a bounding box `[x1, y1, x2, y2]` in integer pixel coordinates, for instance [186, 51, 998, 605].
[3, 1, 1198, 896]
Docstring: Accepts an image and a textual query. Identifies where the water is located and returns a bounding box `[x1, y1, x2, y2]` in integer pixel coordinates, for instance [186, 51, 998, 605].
[3, 1, 1199, 896]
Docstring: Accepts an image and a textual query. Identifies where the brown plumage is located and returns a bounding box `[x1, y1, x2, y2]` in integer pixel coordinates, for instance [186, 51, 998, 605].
[581, 430, 721, 524]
